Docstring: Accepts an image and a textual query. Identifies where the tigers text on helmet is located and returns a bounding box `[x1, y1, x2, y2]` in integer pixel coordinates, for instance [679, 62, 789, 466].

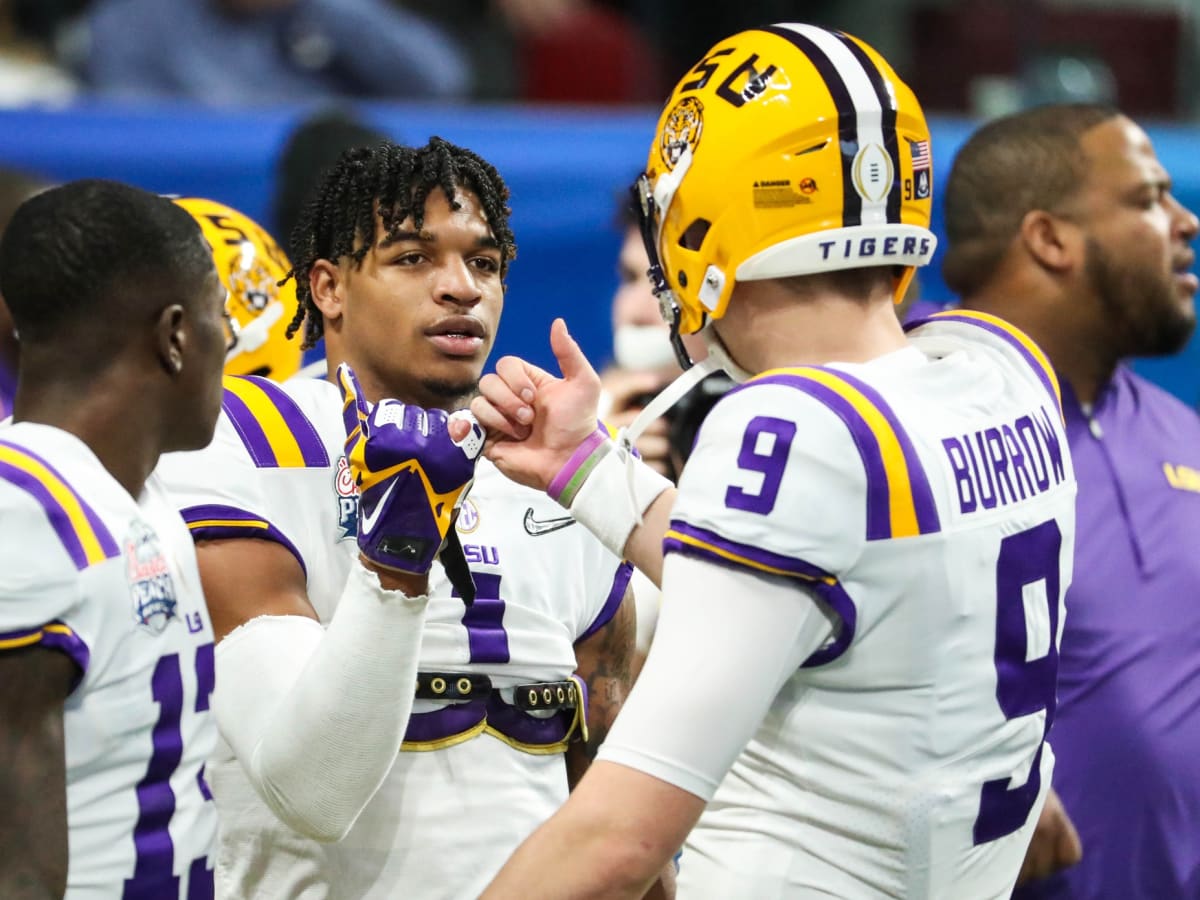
[175, 198, 302, 381]
[633, 22, 937, 359]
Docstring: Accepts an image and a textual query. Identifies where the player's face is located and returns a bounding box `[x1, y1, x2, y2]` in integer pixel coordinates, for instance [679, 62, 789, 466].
[613, 226, 662, 330]
[175, 263, 228, 449]
[1075, 117, 1199, 357]
[340, 188, 504, 409]
[611, 224, 707, 371]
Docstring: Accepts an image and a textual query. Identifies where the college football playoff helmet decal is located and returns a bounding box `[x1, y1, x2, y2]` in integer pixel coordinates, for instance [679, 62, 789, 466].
[633, 22, 937, 352]
[175, 197, 302, 381]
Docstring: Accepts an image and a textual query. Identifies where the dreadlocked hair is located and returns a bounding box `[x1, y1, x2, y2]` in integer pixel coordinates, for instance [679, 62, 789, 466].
[282, 136, 517, 349]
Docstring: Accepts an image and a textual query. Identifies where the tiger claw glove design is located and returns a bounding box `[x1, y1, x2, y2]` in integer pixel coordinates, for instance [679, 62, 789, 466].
[338, 363, 484, 574]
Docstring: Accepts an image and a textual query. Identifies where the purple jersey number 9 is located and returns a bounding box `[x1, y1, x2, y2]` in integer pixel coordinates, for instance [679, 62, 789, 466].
[725, 416, 797, 515]
[973, 519, 1062, 845]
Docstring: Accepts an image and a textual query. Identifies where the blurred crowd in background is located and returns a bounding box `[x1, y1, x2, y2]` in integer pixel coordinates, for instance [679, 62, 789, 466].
[0, 0, 1196, 118]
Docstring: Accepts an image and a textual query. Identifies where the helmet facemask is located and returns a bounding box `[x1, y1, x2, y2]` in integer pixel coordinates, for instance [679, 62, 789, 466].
[630, 173, 697, 373]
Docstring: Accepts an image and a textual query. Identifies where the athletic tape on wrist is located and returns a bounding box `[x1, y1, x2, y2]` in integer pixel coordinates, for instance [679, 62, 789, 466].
[563, 438, 672, 558]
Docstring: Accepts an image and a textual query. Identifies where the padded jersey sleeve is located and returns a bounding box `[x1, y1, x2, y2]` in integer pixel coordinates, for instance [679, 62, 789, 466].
[0, 485, 91, 680]
[575, 549, 634, 645]
[669, 378, 872, 580]
[666, 377, 897, 666]
[156, 412, 307, 574]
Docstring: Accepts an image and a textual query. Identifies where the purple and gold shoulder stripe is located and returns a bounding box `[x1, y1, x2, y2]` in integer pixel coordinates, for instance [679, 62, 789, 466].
[0, 620, 90, 685]
[222, 375, 330, 469]
[662, 520, 857, 666]
[0, 439, 119, 570]
[739, 366, 941, 541]
[181, 503, 307, 577]
[665, 520, 839, 583]
[906, 310, 1063, 422]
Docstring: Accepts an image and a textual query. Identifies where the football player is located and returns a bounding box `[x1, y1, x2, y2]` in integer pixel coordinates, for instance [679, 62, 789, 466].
[474, 23, 1078, 899]
[0, 180, 226, 896]
[157, 138, 638, 899]
[176, 197, 303, 381]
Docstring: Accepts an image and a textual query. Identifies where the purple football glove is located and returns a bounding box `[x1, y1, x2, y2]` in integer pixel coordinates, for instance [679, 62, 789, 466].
[338, 363, 484, 575]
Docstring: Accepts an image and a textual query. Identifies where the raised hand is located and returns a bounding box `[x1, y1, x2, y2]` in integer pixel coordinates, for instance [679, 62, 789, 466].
[339, 363, 483, 575]
[470, 318, 603, 492]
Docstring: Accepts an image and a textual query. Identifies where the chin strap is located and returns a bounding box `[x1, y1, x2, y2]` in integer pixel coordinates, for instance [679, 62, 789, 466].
[618, 355, 723, 454]
[701, 328, 754, 384]
[613, 324, 754, 525]
[439, 528, 476, 606]
[614, 355, 722, 526]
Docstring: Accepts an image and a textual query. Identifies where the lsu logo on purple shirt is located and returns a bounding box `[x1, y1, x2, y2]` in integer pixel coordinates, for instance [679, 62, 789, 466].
[1163, 462, 1200, 494]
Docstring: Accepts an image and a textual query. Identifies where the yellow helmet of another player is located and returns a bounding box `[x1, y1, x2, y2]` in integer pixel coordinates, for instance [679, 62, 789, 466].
[632, 23, 937, 356]
[175, 197, 301, 381]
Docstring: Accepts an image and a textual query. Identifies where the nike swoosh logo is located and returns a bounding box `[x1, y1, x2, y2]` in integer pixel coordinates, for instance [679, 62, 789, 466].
[523, 507, 577, 537]
[359, 480, 399, 535]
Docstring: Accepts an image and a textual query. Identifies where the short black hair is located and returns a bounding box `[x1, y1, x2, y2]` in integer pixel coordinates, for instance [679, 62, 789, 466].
[0, 179, 213, 346]
[284, 137, 517, 349]
[942, 103, 1120, 296]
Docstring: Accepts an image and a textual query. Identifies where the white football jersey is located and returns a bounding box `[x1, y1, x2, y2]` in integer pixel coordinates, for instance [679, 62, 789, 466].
[158, 374, 630, 899]
[665, 312, 1076, 898]
[0, 422, 217, 899]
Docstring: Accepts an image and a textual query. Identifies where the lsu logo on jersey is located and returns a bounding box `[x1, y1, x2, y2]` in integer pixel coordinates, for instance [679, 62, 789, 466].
[335, 455, 358, 541]
[125, 520, 178, 633]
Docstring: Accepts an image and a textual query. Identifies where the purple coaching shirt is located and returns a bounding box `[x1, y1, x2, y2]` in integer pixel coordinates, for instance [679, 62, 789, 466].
[0, 363, 13, 420]
[1017, 367, 1200, 899]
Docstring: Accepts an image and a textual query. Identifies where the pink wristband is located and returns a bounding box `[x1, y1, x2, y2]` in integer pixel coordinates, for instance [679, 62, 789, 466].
[547, 428, 611, 507]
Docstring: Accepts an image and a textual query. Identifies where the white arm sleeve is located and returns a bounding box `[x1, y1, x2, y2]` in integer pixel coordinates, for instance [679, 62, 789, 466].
[597, 553, 838, 800]
[213, 563, 427, 842]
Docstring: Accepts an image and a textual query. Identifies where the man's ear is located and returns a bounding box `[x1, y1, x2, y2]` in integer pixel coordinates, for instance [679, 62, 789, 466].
[310, 260, 344, 324]
[155, 304, 186, 375]
[1020, 209, 1082, 274]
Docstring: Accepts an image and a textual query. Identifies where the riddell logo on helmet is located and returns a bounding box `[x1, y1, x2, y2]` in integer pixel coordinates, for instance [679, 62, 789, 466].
[817, 235, 932, 261]
[660, 97, 704, 170]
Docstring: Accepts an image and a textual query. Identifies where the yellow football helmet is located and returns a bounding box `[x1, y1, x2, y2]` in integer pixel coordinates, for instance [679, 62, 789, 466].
[633, 23, 937, 365]
[175, 197, 301, 381]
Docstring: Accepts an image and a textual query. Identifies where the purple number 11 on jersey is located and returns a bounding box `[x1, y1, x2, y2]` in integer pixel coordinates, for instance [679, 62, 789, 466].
[123, 644, 215, 900]
[974, 520, 1062, 845]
